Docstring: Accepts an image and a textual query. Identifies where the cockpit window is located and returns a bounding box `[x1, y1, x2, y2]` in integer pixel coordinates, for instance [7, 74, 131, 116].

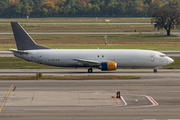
[159, 55, 166, 57]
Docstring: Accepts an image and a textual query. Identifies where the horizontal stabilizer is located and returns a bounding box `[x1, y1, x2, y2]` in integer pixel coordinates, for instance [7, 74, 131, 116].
[9, 49, 29, 54]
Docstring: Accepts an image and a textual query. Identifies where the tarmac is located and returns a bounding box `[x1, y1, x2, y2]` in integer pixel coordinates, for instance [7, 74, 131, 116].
[0, 69, 180, 120]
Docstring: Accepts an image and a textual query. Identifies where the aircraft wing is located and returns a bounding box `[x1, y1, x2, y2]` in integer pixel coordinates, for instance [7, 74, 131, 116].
[73, 59, 101, 66]
[9, 49, 29, 54]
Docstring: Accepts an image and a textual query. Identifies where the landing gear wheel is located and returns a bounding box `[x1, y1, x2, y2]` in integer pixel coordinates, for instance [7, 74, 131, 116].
[88, 68, 93, 73]
[154, 69, 157, 73]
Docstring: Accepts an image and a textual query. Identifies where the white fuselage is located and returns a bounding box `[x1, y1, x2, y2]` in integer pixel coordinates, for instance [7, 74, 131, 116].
[13, 49, 173, 68]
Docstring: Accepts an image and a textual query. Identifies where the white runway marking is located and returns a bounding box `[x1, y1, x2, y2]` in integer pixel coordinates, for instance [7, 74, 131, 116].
[146, 96, 158, 106]
[120, 96, 127, 106]
[124, 94, 158, 108]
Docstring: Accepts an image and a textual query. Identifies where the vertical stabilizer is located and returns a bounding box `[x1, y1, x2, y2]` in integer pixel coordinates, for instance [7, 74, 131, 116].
[11, 22, 50, 50]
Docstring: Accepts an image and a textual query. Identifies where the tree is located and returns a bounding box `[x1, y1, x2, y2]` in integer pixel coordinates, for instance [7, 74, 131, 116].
[65, 0, 75, 5]
[32, 0, 46, 9]
[22, 3, 32, 16]
[71, 4, 82, 15]
[90, 0, 100, 6]
[20, 0, 35, 8]
[126, 0, 136, 15]
[104, 0, 117, 5]
[12, 2, 23, 16]
[169, 0, 180, 11]
[105, 3, 117, 16]
[144, 0, 152, 4]
[134, 0, 145, 15]
[41, 2, 55, 16]
[116, 1, 125, 15]
[0, 0, 10, 16]
[152, 7, 180, 36]
[89, 4, 100, 16]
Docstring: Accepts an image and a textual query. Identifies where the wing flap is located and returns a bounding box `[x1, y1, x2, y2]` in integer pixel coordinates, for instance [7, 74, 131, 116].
[73, 59, 100, 66]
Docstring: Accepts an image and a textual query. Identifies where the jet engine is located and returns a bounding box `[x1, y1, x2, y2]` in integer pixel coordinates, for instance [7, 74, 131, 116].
[100, 62, 117, 71]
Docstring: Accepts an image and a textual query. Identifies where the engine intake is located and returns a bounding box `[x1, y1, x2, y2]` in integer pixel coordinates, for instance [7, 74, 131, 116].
[100, 62, 117, 70]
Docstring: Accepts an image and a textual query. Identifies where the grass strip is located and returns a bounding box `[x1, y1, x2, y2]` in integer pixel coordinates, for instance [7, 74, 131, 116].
[1, 44, 180, 51]
[0, 34, 179, 51]
[0, 17, 152, 23]
[0, 24, 180, 32]
[0, 75, 141, 80]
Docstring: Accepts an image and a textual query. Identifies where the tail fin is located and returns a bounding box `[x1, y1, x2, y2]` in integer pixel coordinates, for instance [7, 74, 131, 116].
[11, 22, 50, 50]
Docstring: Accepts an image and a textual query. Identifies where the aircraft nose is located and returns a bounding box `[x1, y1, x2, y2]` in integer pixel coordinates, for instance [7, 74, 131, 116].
[168, 57, 174, 64]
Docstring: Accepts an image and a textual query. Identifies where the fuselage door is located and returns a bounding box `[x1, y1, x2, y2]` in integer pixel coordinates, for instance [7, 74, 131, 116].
[150, 53, 155, 62]
[38, 53, 43, 63]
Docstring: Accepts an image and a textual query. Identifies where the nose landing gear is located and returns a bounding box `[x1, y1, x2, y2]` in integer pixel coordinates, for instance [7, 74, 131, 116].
[154, 69, 157, 73]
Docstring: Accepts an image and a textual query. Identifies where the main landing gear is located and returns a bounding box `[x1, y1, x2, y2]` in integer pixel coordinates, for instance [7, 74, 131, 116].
[88, 68, 93, 73]
[154, 69, 157, 73]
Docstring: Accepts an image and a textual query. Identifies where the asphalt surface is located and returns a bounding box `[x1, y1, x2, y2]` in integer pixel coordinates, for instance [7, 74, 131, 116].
[0, 69, 180, 120]
[0, 69, 180, 79]
[0, 51, 179, 57]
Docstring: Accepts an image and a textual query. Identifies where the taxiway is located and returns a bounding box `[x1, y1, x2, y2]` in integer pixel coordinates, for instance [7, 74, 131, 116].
[0, 52, 179, 119]
[0, 72, 180, 119]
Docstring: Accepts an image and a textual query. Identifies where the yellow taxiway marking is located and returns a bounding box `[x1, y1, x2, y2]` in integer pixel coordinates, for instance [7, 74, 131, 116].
[0, 84, 13, 112]
[119, 84, 148, 86]
[122, 84, 145, 86]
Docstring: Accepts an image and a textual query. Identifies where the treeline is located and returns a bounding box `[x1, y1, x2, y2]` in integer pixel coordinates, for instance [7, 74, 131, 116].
[0, 0, 180, 17]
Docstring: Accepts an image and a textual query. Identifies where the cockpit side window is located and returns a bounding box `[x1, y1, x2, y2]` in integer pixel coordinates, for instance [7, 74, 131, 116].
[159, 55, 166, 57]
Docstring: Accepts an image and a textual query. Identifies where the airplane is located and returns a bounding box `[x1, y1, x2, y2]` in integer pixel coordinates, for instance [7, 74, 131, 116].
[9, 22, 174, 73]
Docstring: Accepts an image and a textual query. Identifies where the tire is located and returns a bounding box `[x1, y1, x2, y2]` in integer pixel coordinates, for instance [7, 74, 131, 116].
[88, 69, 93, 73]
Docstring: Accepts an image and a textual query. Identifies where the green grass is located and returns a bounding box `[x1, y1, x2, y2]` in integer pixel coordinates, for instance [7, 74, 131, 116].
[0, 57, 58, 69]
[2, 44, 180, 51]
[109, 34, 177, 38]
[45, 44, 180, 51]
[0, 75, 141, 80]
[1, 24, 180, 32]
[0, 34, 179, 51]
[0, 57, 179, 69]
[0, 24, 155, 32]
[0, 17, 152, 23]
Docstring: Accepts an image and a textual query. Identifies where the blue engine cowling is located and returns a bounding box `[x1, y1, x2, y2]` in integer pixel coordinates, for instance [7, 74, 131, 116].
[100, 62, 117, 71]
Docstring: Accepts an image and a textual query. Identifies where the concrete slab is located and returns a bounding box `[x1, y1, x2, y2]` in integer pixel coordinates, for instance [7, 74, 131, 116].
[6, 91, 123, 107]
[1, 80, 180, 119]
[6, 92, 34, 106]
[123, 95, 152, 107]
[0, 92, 7, 106]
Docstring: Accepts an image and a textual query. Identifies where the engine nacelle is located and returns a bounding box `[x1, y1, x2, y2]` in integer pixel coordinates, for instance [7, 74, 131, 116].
[100, 62, 117, 71]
